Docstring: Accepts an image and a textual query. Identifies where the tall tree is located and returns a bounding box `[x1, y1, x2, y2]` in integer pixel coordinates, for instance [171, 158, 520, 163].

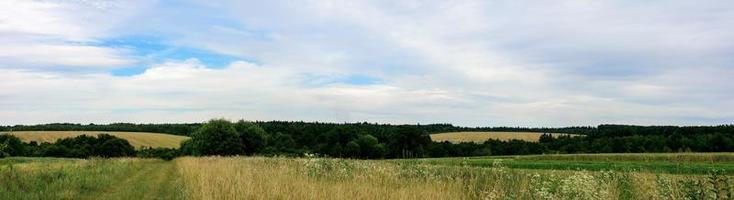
[189, 119, 245, 156]
[234, 120, 268, 155]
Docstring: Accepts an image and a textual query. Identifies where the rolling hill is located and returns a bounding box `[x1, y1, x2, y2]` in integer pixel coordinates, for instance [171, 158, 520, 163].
[1, 131, 190, 149]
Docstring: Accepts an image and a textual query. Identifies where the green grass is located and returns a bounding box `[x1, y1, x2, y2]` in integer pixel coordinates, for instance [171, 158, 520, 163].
[0, 157, 184, 200]
[502, 152, 734, 163]
[399, 153, 734, 175]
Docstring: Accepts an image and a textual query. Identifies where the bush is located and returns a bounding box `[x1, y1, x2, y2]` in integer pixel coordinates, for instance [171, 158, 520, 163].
[96, 134, 136, 157]
[0, 134, 26, 157]
[137, 147, 179, 160]
[36, 134, 135, 158]
[179, 139, 195, 156]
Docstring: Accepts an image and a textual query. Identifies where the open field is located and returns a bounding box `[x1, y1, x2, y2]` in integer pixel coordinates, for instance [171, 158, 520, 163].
[3, 153, 734, 200]
[430, 131, 579, 143]
[1, 131, 189, 149]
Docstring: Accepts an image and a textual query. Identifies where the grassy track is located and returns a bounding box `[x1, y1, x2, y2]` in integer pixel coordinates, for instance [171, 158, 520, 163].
[92, 160, 183, 200]
[0, 158, 184, 200]
[430, 131, 578, 143]
[2, 131, 189, 149]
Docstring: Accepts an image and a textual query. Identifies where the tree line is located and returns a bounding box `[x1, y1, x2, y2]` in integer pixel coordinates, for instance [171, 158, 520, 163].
[0, 122, 597, 136]
[1, 121, 733, 159]
[0, 134, 135, 158]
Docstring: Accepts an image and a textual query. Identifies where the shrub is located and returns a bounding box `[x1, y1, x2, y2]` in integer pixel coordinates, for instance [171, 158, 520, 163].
[96, 134, 136, 157]
[0, 134, 26, 157]
[137, 147, 179, 160]
[36, 134, 135, 158]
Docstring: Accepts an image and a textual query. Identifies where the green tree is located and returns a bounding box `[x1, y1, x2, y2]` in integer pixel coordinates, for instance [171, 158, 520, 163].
[96, 134, 135, 157]
[345, 141, 361, 158]
[189, 119, 245, 156]
[179, 139, 195, 156]
[355, 134, 384, 158]
[234, 120, 268, 155]
[0, 134, 26, 157]
[389, 126, 431, 158]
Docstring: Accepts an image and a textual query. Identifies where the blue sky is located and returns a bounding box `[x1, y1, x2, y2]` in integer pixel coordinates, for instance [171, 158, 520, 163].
[100, 36, 244, 76]
[0, 0, 733, 126]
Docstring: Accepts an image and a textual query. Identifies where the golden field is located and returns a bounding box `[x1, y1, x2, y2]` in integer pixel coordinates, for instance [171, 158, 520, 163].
[430, 131, 578, 143]
[1, 131, 189, 149]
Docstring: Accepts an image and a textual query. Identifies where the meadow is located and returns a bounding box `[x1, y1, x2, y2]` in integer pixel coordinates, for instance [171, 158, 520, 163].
[2, 153, 733, 200]
[2, 131, 190, 149]
[402, 153, 734, 175]
[430, 131, 578, 143]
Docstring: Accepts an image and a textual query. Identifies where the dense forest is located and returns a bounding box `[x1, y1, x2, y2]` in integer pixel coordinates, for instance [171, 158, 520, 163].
[1, 121, 733, 159]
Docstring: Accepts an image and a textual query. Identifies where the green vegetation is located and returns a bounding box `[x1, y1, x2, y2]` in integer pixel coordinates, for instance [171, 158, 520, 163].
[184, 119, 245, 156]
[1, 134, 136, 158]
[3, 120, 734, 199]
[179, 119, 426, 158]
[402, 153, 734, 175]
[0, 134, 25, 158]
[0, 157, 183, 200]
[2, 120, 734, 164]
[3, 154, 734, 199]
[3, 122, 734, 159]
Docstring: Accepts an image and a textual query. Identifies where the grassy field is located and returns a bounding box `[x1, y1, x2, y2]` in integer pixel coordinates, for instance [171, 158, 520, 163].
[3, 153, 734, 199]
[430, 131, 578, 143]
[402, 153, 734, 175]
[1, 131, 189, 149]
[0, 157, 184, 200]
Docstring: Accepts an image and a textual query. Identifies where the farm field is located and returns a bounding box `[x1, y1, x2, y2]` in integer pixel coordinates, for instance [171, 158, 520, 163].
[3, 153, 734, 200]
[1, 131, 189, 149]
[430, 131, 578, 143]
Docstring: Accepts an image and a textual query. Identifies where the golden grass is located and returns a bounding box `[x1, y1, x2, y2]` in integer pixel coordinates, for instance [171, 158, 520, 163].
[430, 131, 579, 143]
[2, 131, 189, 149]
[176, 157, 466, 200]
[174, 157, 710, 200]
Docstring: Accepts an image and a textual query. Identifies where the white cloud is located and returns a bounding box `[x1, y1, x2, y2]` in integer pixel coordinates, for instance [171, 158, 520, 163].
[0, 0, 154, 69]
[0, 43, 133, 67]
[0, 0, 155, 40]
[0, 59, 484, 125]
[1, 0, 733, 126]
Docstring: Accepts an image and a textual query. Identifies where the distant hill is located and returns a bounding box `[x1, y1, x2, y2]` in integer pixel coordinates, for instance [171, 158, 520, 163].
[430, 131, 579, 143]
[2, 131, 190, 149]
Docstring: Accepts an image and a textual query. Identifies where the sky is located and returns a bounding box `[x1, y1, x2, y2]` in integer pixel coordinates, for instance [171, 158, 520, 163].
[1, 0, 733, 127]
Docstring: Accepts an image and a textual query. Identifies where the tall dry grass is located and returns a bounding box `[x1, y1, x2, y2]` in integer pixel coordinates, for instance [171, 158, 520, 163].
[174, 156, 718, 200]
[176, 157, 464, 200]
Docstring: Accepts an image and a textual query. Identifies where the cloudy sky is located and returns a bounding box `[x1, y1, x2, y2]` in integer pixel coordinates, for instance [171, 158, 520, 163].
[1, 0, 733, 127]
